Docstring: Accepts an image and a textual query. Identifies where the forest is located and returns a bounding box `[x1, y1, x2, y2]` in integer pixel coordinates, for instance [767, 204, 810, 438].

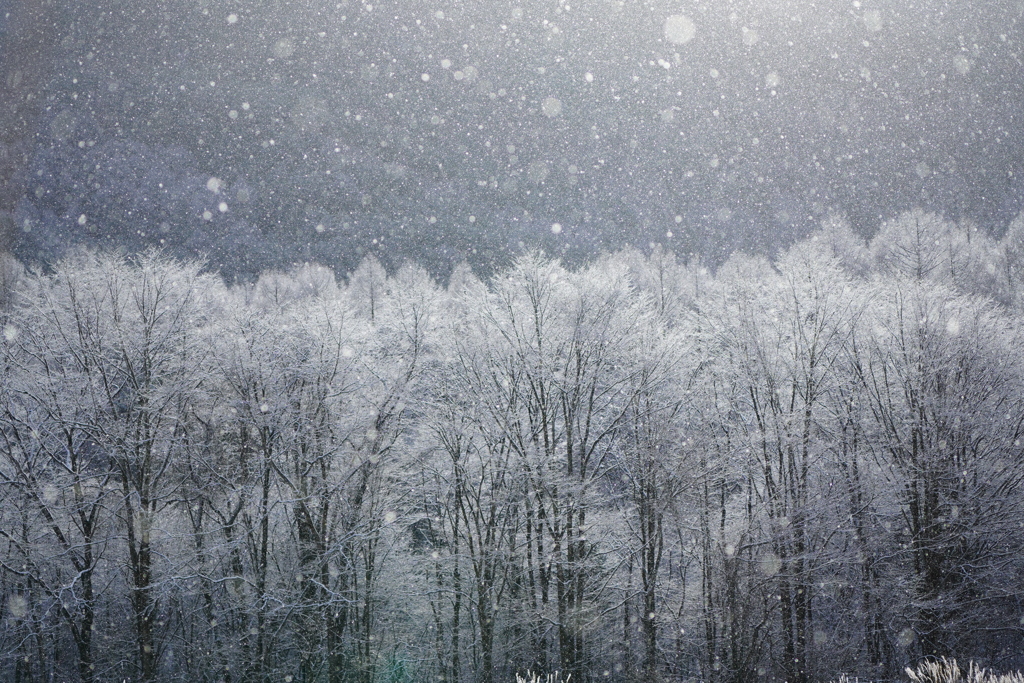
[3, 208, 1024, 683]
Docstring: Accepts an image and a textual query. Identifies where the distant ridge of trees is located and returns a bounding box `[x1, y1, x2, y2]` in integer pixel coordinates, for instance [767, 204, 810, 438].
[0, 0, 59, 310]
[3, 208, 1024, 683]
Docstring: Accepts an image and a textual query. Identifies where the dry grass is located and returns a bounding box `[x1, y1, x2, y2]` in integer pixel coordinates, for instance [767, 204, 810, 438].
[516, 660, 1024, 683]
[904, 659, 1024, 683]
[832, 658, 1024, 683]
[515, 673, 570, 683]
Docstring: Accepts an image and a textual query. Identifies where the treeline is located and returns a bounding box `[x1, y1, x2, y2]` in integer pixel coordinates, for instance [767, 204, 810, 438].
[3, 209, 1024, 683]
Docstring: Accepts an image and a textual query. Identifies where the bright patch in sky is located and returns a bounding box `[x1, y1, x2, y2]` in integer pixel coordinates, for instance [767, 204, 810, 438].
[663, 14, 696, 44]
[542, 97, 562, 117]
[273, 38, 295, 59]
[864, 10, 883, 31]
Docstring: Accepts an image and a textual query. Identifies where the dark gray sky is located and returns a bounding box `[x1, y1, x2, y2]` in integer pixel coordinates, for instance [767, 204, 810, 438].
[8, 0, 1024, 277]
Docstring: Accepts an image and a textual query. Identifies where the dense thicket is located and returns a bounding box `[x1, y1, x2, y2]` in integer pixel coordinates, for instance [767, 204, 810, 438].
[3, 209, 1024, 683]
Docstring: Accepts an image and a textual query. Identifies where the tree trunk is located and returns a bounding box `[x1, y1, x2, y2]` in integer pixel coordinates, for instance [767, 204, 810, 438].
[126, 495, 158, 683]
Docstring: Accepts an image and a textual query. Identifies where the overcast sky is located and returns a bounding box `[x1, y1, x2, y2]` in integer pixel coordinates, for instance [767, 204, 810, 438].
[6, 0, 1024, 277]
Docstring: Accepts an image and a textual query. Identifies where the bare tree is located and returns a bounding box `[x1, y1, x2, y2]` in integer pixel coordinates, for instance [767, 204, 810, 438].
[856, 279, 1024, 660]
[0, 268, 116, 683]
